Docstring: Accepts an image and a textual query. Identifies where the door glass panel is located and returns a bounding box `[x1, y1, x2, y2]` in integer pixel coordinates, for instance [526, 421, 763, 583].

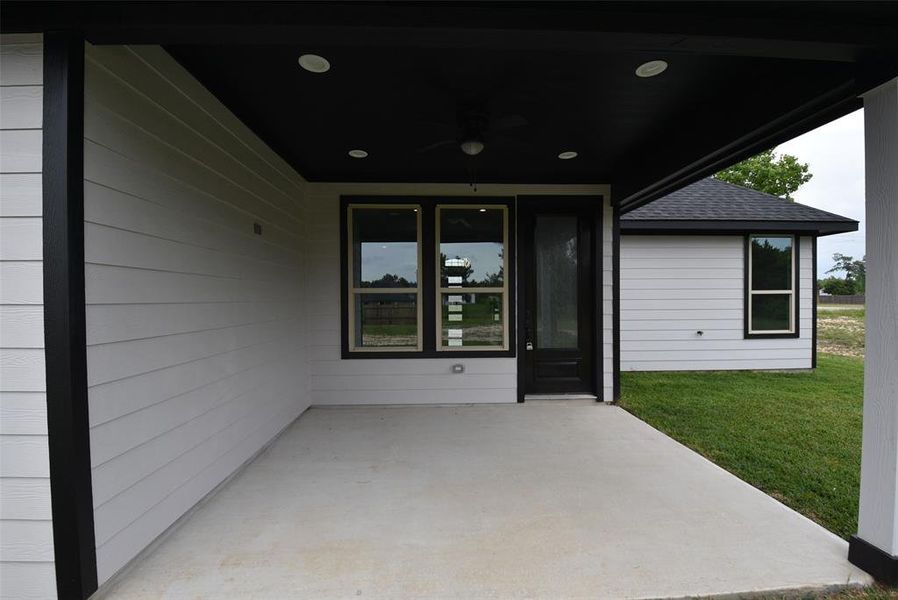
[535, 215, 578, 349]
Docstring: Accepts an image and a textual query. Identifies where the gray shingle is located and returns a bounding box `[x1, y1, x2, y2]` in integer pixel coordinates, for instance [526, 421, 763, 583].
[622, 177, 857, 224]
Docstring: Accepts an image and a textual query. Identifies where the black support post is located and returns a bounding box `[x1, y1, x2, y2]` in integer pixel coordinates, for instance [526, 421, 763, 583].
[42, 30, 98, 600]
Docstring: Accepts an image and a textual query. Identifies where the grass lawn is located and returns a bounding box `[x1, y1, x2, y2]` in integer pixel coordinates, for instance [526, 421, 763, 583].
[759, 586, 898, 599]
[818, 308, 865, 358]
[620, 353, 863, 539]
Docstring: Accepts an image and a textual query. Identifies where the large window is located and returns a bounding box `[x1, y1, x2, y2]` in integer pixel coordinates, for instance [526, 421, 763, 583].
[746, 234, 798, 337]
[342, 198, 513, 357]
[347, 205, 422, 351]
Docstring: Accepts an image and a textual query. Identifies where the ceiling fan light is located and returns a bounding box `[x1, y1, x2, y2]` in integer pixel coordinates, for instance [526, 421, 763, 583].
[635, 60, 668, 78]
[298, 54, 331, 73]
[460, 139, 485, 156]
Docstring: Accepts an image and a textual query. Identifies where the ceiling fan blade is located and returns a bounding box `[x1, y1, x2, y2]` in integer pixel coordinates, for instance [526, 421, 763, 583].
[492, 114, 528, 131]
[417, 139, 457, 153]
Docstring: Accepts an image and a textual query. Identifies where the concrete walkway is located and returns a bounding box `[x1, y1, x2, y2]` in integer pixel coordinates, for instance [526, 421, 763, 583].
[99, 405, 871, 599]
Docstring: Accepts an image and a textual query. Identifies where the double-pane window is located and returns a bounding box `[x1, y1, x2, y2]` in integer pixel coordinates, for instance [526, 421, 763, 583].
[347, 205, 422, 351]
[344, 201, 511, 355]
[437, 206, 509, 350]
[747, 234, 795, 335]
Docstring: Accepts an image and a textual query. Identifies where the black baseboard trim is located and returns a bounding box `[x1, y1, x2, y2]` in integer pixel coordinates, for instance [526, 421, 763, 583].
[849, 535, 898, 585]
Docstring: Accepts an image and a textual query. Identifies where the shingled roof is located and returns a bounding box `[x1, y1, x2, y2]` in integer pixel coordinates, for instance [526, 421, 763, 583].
[621, 177, 858, 236]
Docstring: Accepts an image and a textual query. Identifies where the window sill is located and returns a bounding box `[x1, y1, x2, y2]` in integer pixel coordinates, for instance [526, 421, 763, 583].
[341, 349, 516, 360]
[744, 331, 800, 339]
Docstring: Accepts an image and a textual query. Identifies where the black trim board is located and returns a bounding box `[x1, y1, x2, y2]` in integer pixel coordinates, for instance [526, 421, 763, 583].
[743, 233, 801, 340]
[612, 206, 621, 403]
[849, 536, 898, 585]
[616, 83, 866, 213]
[42, 32, 98, 600]
[339, 195, 516, 360]
[812, 236, 818, 369]
[620, 219, 858, 236]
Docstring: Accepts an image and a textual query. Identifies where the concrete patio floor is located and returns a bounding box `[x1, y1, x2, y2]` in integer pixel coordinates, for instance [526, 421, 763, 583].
[99, 404, 871, 599]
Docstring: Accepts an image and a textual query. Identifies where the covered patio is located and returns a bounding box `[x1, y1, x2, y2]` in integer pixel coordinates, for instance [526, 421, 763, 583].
[98, 404, 868, 599]
[1, 4, 897, 599]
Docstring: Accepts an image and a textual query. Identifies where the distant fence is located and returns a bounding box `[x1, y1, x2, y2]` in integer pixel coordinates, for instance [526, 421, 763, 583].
[362, 303, 416, 325]
[819, 295, 865, 305]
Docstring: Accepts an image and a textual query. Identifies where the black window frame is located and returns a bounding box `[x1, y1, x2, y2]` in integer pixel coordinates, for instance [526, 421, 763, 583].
[744, 233, 800, 339]
[340, 195, 516, 359]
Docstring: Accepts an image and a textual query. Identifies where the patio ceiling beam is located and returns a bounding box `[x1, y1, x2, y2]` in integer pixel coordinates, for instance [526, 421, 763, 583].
[613, 76, 871, 212]
[2, 2, 897, 63]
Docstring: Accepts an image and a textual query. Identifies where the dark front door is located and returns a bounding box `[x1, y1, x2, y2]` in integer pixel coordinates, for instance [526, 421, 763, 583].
[519, 199, 600, 398]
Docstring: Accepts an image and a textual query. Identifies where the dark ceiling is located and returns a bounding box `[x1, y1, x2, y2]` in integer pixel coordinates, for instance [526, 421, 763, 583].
[5, 1, 898, 208]
[168, 44, 853, 186]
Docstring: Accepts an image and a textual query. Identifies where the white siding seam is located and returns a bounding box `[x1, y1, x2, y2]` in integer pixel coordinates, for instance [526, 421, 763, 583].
[83, 168, 302, 256]
[89, 349, 306, 471]
[87, 320, 300, 387]
[83, 99, 302, 233]
[124, 47, 305, 198]
[84, 54, 301, 221]
[82, 135, 302, 242]
[93, 401, 300, 552]
[88, 408, 301, 599]
[84, 220, 304, 271]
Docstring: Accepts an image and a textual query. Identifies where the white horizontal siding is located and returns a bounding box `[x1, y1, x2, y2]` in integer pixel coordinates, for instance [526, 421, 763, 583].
[0, 34, 54, 600]
[84, 44, 310, 585]
[620, 235, 813, 372]
[305, 183, 613, 404]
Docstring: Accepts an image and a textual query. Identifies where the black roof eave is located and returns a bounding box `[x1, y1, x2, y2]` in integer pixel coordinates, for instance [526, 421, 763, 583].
[619, 219, 859, 237]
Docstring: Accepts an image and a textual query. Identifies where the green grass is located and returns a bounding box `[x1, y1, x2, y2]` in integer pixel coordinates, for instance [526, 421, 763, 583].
[760, 586, 898, 599]
[620, 354, 864, 540]
[819, 308, 865, 318]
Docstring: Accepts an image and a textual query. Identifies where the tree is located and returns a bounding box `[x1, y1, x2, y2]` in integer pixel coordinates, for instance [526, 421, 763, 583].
[818, 276, 856, 296]
[363, 273, 413, 288]
[827, 253, 866, 293]
[714, 149, 812, 200]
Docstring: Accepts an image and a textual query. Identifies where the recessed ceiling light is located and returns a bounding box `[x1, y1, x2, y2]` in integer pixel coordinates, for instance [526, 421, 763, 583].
[558, 151, 578, 160]
[635, 60, 668, 78]
[348, 149, 368, 159]
[479, 208, 487, 212]
[298, 54, 330, 73]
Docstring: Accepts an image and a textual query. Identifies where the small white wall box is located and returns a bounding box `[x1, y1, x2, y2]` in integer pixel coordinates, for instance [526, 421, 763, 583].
[452, 364, 465, 374]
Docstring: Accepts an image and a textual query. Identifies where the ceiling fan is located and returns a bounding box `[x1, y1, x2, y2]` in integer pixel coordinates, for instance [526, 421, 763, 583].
[417, 107, 529, 157]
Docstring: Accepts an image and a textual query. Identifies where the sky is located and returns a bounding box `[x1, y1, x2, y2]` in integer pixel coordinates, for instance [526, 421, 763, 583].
[775, 108, 865, 276]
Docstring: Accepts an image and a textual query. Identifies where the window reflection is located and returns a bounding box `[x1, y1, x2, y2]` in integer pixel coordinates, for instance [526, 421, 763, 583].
[352, 208, 418, 288]
[751, 236, 792, 290]
[439, 208, 504, 287]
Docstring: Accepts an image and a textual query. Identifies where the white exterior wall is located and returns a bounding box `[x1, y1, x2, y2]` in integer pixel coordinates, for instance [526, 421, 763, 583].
[620, 235, 813, 371]
[305, 183, 614, 404]
[0, 34, 58, 600]
[83, 45, 310, 584]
